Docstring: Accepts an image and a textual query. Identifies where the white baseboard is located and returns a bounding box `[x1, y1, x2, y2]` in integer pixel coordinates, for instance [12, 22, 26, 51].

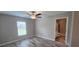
[36, 36, 55, 41]
[0, 39, 22, 46]
[0, 35, 34, 46]
[0, 35, 55, 46]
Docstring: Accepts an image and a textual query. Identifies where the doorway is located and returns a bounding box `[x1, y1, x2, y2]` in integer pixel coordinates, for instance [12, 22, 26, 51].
[55, 17, 68, 44]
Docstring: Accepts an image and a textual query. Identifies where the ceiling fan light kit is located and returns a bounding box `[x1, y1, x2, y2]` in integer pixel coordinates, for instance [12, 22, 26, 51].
[31, 15, 36, 20]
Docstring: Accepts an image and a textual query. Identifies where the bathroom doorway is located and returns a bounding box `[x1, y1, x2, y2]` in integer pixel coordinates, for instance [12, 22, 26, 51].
[55, 17, 68, 44]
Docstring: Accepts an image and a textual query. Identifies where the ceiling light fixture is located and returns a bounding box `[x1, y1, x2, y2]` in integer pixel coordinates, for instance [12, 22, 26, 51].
[31, 15, 36, 19]
[26, 11, 42, 20]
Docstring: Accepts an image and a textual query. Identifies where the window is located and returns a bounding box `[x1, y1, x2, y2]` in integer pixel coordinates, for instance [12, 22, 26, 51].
[17, 21, 27, 36]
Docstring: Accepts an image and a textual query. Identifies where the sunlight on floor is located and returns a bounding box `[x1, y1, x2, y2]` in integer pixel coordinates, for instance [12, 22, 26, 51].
[17, 39, 30, 47]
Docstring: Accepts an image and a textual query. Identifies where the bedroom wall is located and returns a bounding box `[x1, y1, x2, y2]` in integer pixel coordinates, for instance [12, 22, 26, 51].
[0, 14, 35, 44]
[35, 12, 72, 46]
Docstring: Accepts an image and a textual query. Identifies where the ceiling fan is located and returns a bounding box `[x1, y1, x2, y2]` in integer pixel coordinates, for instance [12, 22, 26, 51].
[26, 11, 42, 19]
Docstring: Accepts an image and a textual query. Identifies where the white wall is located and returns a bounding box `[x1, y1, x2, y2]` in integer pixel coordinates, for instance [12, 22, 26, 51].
[36, 16, 56, 40]
[36, 12, 72, 46]
[0, 14, 35, 44]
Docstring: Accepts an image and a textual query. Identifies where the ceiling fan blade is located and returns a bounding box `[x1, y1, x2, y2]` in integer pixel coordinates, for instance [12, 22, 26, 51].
[26, 11, 32, 16]
[31, 11, 36, 13]
[37, 16, 42, 18]
[36, 13, 42, 17]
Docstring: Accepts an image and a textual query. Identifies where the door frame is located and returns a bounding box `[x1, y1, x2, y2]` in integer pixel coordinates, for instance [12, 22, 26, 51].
[55, 16, 68, 45]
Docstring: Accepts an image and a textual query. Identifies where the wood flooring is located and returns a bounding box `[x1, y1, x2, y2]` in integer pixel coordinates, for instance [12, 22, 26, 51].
[1, 37, 66, 47]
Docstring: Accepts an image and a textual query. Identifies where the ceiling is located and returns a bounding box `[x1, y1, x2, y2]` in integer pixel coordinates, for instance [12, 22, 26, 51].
[42, 11, 69, 17]
[0, 11, 69, 18]
[0, 11, 30, 18]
